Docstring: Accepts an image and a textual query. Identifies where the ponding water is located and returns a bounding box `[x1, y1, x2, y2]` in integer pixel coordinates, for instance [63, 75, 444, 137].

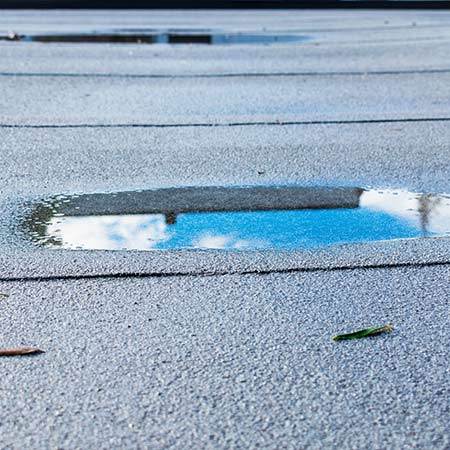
[1, 31, 307, 45]
[24, 186, 450, 251]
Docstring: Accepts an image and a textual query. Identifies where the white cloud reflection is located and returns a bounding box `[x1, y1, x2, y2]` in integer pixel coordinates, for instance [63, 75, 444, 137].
[193, 233, 268, 249]
[360, 189, 450, 233]
[47, 214, 169, 250]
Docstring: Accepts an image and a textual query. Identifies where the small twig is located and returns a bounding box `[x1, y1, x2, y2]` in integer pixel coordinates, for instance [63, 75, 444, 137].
[0, 347, 45, 357]
[0, 292, 9, 297]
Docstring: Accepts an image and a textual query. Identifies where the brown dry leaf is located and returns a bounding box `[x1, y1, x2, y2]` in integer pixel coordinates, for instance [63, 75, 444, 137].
[0, 347, 45, 357]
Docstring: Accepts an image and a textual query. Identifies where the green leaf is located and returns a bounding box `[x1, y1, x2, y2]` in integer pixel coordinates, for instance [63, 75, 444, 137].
[333, 324, 393, 341]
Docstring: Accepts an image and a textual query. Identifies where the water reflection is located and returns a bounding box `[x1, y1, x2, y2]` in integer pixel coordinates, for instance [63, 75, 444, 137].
[417, 194, 442, 236]
[359, 189, 450, 235]
[1, 32, 307, 46]
[25, 187, 450, 251]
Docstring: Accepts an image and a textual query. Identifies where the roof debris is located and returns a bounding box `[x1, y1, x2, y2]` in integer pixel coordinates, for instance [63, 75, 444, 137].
[0, 347, 45, 357]
[333, 325, 393, 341]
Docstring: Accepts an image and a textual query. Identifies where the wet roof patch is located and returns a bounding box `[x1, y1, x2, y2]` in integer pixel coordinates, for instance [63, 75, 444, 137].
[1, 31, 307, 45]
[23, 185, 450, 251]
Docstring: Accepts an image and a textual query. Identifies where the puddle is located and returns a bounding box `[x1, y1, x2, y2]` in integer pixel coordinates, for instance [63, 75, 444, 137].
[1, 31, 307, 45]
[23, 186, 450, 251]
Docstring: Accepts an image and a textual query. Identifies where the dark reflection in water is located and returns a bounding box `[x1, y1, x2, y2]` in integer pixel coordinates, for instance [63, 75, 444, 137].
[23, 186, 450, 251]
[417, 194, 442, 236]
[1, 32, 308, 45]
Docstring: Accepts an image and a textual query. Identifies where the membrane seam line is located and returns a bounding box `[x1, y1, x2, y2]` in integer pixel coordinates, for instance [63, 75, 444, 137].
[2, 69, 450, 79]
[1, 259, 450, 283]
[2, 117, 450, 129]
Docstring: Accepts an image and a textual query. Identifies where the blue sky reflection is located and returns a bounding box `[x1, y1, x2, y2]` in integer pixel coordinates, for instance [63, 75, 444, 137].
[44, 189, 450, 251]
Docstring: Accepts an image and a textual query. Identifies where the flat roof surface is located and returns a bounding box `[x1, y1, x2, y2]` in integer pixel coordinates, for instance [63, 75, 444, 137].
[0, 9, 449, 450]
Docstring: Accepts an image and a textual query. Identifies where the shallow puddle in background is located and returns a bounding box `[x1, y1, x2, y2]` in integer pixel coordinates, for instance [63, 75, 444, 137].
[1, 31, 308, 45]
[24, 186, 450, 251]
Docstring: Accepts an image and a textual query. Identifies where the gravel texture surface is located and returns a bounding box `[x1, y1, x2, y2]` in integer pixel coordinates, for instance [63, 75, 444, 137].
[0, 9, 449, 450]
[0, 267, 449, 450]
[1, 72, 450, 125]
